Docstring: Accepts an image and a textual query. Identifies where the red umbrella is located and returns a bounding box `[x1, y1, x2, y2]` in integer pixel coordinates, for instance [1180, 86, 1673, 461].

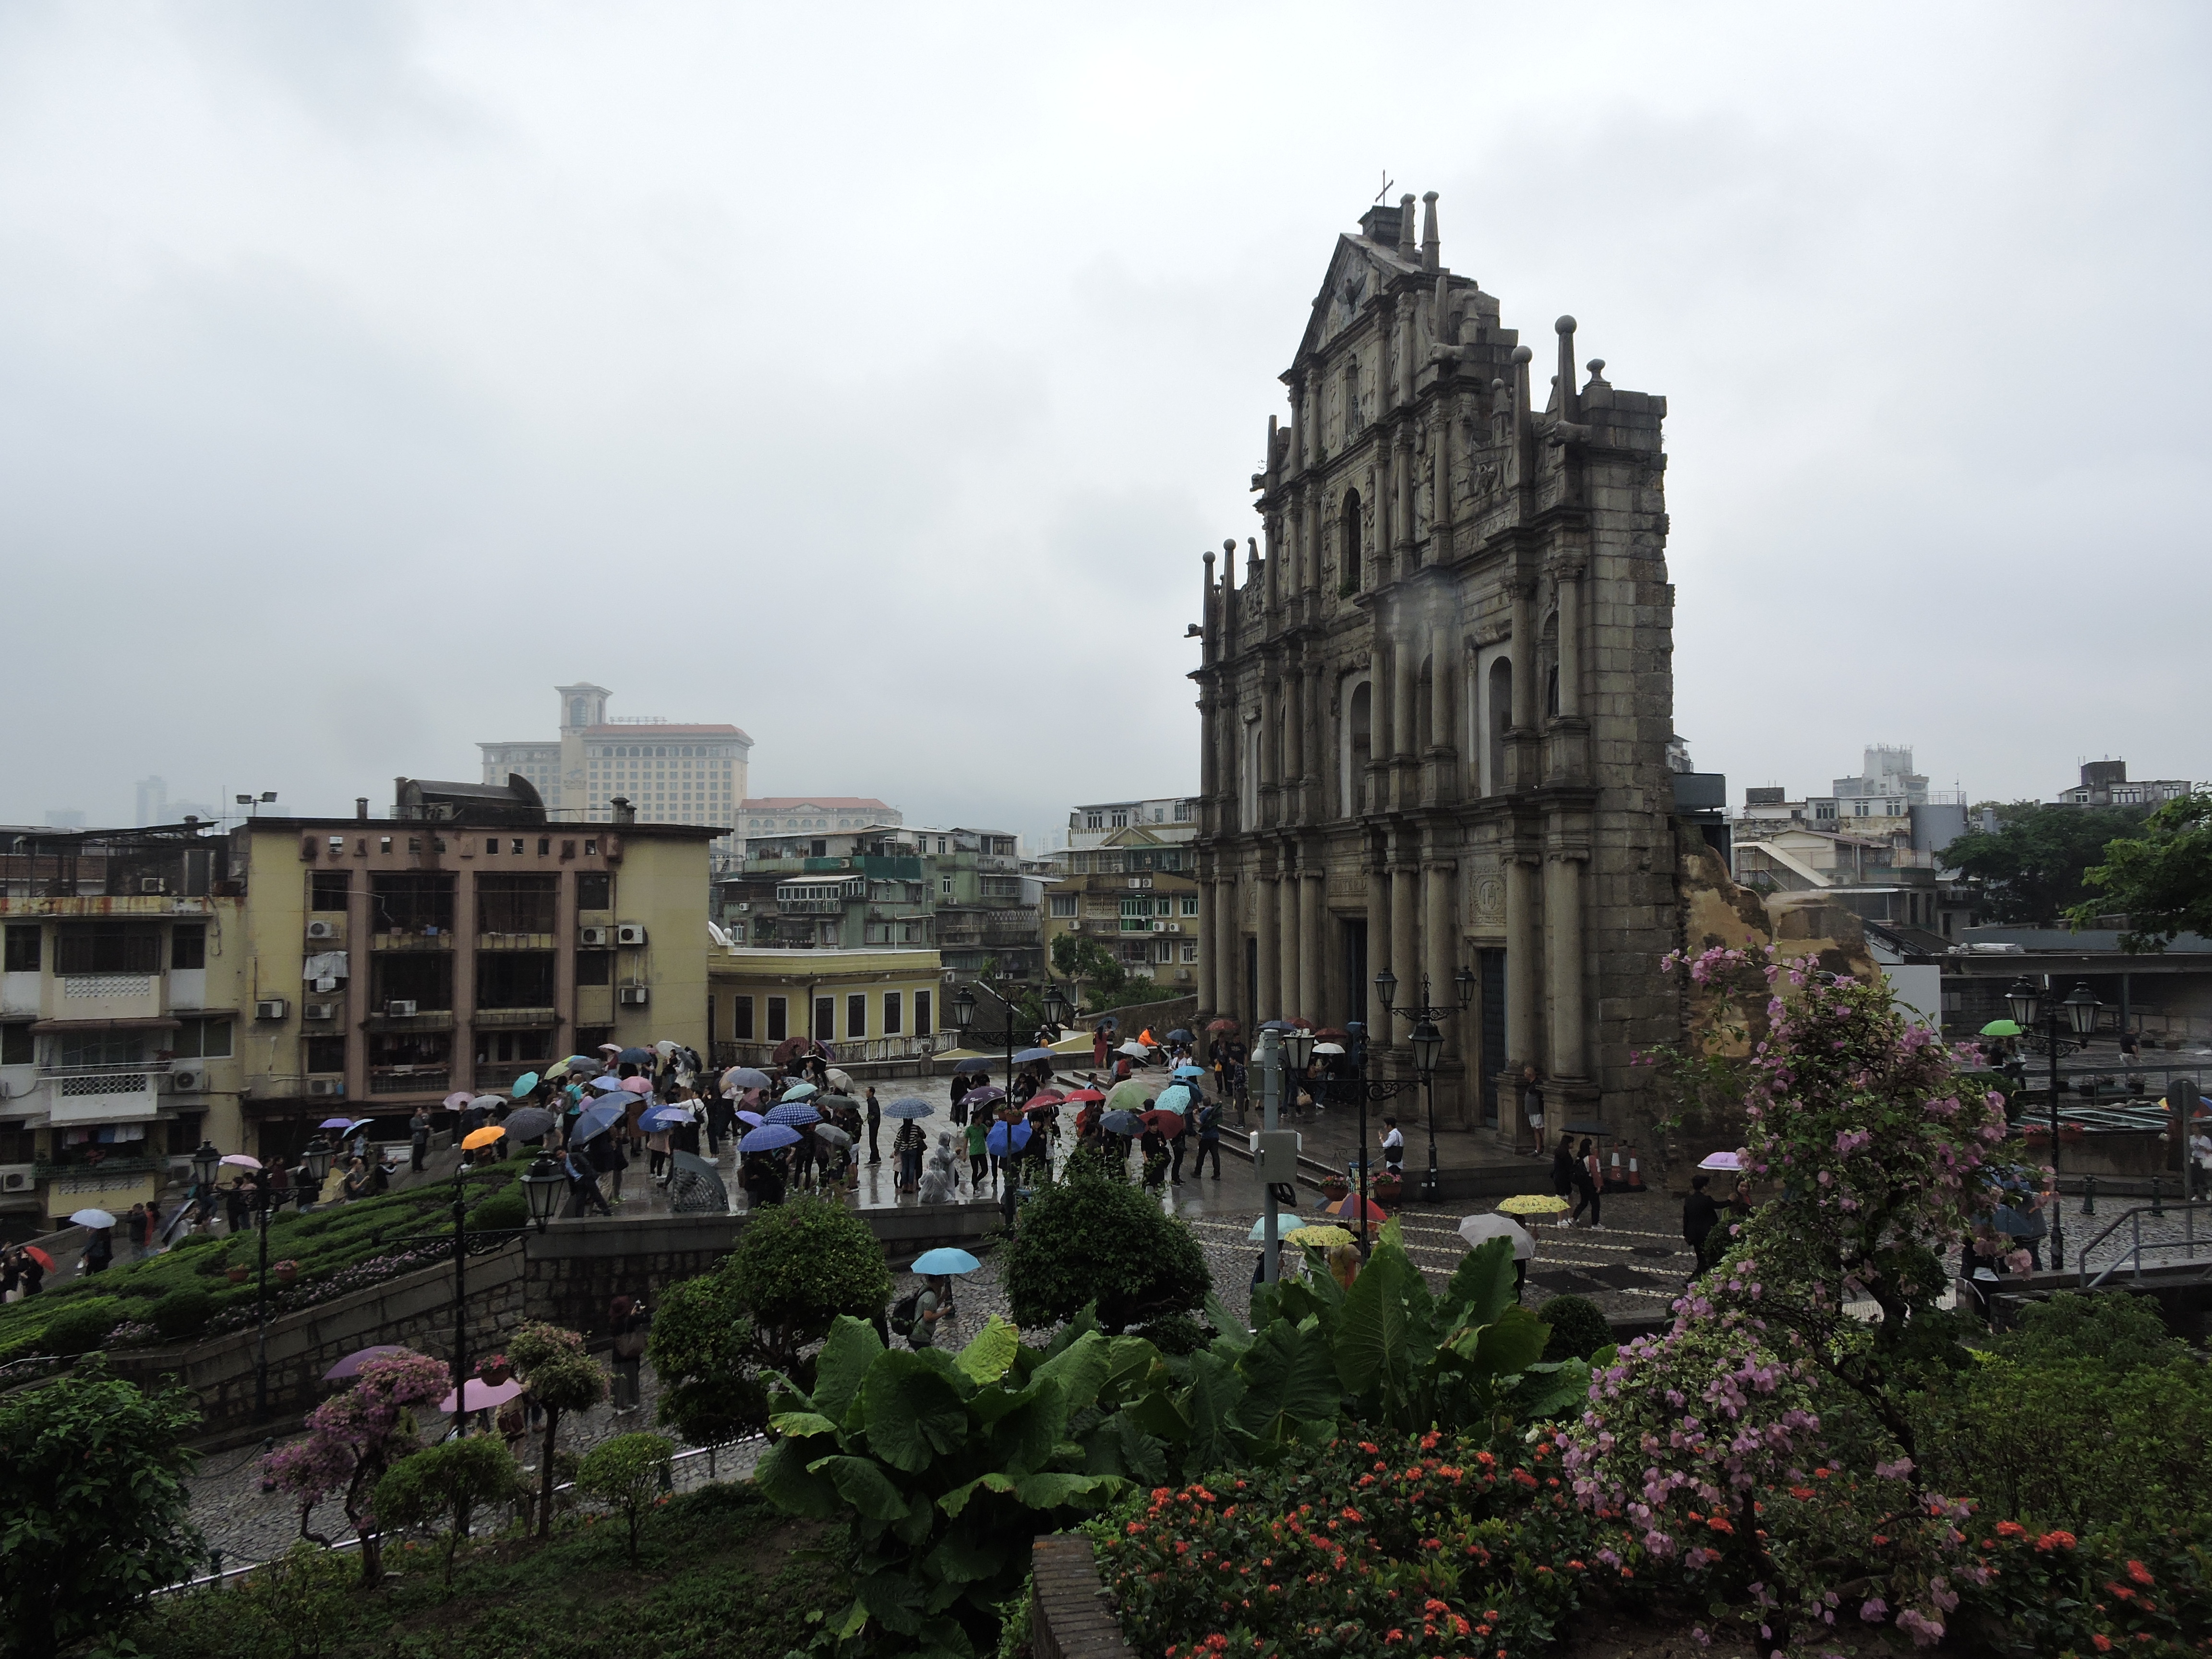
[1329, 1194, 1389, 1223]
[1026, 1089, 1066, 1107]
[1206, 1018, 1239, 1034]
[21, 1245, 54, 1273]
[1310, 1027, 1352, 1042]
[1061, 1087, 1105, 1103]
[1141, 1110, 1186, 1137]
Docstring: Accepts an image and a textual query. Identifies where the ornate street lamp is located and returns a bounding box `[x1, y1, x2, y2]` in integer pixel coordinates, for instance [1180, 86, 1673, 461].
[2004, 974, 2099, 1272]
[1042, 981, 1072, 1030]
[951, 983, 979, 1033]
[520, 1155, 567, 1233]
[190, 1140, 221, 1190]
[1366, 969, 1476, 1201]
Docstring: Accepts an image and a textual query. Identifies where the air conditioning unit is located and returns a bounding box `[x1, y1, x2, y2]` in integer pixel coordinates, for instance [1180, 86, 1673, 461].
[618, 985, 650, 1006]
[1168, 923, 1183, 934]
[1176, 969, 1192, 983]
[386, 999, 418, 1018]
[308, 1079, 345, 1098]
[578, 926, 611, 947]
[1152, 920, 1166, 932]
[615, 923, 648, 946]
[139, 877, 167, 895]
[306, 919, 337, 940]
[1, 1171, 31, 1192]
[169, 1065, 206, 1094]
[303, 1000, 339, 1022]
[254, 998, 289, 1021]
[0, 1080, 10, 1100]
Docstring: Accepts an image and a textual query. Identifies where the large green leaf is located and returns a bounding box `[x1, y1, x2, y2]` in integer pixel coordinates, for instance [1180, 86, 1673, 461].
[986, 1383, 1069, 1474]
[1332, 1239, 1422, 1400]
[855, 1568, 927, 1635]
[1041, 1302, 1100, 1358]
[1204, 1290, 1252, 1356]
[1013, 1469, 1123, 1510]
[1233, 1315, 1342, 1444]
[1444, 1236, 1518, 1328]
[956, 1316, 1021, 1385]
[755, 1438, 839, 1518]
[809, 1454, 913, 1520]
[938, 1470, 1016, 1517]
[1031, 1329, 1111, 1416]
[1515, 1356, 1595, 1420]
[1082, 1409, 1168, 1484]
[813, 1314, 885, 1426]
[1183, 1348, 1248, 1475]
[768, 1410, 838, 1441]
[925, 1525, 1008, 1585]
[861, 1351, 976, 1473]
[1471, 1302, 1551, 1378]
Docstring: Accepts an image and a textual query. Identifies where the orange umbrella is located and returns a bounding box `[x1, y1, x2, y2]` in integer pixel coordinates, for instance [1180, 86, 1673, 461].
[461, 1125, 505, 1151]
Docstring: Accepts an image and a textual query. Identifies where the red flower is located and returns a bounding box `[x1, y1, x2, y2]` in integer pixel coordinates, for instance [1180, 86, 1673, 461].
[2091, 1637, 2112, 1653]
[1996, 1520, 2027, 1539]
[2035, 1530, 2079, 1553]
[2127, 1559, 2155, 1586]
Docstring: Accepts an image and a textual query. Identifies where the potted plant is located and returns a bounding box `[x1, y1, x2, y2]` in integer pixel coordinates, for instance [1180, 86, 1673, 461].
[1320, 1172, 1349, 1203]
[476, 1353, 512, 1385]
[272, 1259, 300, 1286]
[226, 1264, 250, 1284]
[1372, 1169, 1404, 1205]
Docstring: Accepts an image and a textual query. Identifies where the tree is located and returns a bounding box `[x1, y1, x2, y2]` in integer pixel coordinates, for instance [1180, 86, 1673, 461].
[0, 1364, 204, 1659]
[1052, 934, 1129, 1006]
[370, 1435, 526, 1588]
[1003, 1166, 1211, 1331]
[2068, 790, 2212, 949]
[725, 1196, 892, 1378]
[576, 1431, 675, 1565]
[507, 1321, 607, 1539]
[1947, 799, 2147, 923]
[262, 1348, 448, 1586]
[648, 1267, 771, 1446]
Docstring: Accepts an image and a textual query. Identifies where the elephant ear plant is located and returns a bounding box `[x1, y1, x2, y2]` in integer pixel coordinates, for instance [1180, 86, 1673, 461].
[755, 1313, 1156, 1659]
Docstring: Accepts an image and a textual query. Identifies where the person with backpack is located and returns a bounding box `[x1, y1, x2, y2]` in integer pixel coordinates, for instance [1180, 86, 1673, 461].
[890, 1274, 954, 1349]
[893, 1117, 926, 1193]
[1194, 1097, 1223, 1179]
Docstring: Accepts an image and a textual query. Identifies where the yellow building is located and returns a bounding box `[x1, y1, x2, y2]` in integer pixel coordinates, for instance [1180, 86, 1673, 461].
[709, 946, 946, 1068]
[0, 779, 718, 1222]
[1042, 867, 1203, 995]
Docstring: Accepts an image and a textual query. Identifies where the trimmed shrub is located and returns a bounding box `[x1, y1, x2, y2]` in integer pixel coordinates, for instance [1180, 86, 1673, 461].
[576, 1431, 675, 1564]
[1003, 1168, 1209, 1332]
[150, 1288, 216, 1341]
[42, 1299, 123, 1356]
[1130, 1311, 1210, 1356]
[466, 1186, 528, 1232]
[1535, 1293, 1611, 1362]
[369, 1435, 526, 1587]
[725, 1197, 892, 1374]
[1997, 1288, 2179, 1373]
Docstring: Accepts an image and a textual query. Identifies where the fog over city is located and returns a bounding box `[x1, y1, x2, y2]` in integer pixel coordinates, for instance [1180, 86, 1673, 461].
[1, 2, 2204, 838]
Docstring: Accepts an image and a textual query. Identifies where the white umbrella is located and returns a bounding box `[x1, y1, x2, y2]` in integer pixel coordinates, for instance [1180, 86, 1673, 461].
[1697, 1150, 1743, 1172]
[812, 1122, 853, 1151]
[1118, 1040, 1150, 1058]
[69, 1207, 117, 1229]
[1312, 1042, 1346, 1056]
[826, 1067, 856, 1094]
[1457, 1212, 1535, 1261]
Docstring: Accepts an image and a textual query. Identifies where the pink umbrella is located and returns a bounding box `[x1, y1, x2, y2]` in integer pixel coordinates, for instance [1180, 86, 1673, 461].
[597, 1043, 622, 1055]
[619, 1076, 652, 1094]
[444, 1090, 472, 1110]
[324, 1345, 408, 1382]
[220, 1153, 263, 1170]
[438, 1377, 525, 1414]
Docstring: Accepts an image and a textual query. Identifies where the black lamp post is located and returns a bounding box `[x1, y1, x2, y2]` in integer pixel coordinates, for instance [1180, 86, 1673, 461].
[1373, 967, 1477, 1202]
[2005, 976, 2099, 1273]
[953, 976, 1071, 1185]
[190, 1140, 220, 1227]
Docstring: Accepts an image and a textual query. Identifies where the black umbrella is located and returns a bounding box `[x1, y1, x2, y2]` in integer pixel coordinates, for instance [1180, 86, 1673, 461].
[617, 1046, 655, 1065]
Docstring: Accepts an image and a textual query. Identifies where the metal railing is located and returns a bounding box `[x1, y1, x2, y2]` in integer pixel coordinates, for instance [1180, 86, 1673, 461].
[2079, 1200, 2212, 1289]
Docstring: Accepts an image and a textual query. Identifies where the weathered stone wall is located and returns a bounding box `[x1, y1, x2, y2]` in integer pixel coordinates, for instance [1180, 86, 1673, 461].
[1031, 1534, 1138, 1659]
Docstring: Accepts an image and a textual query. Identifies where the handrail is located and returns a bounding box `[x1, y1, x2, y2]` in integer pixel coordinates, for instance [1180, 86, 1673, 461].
[2076, 1200, 2212, 1289]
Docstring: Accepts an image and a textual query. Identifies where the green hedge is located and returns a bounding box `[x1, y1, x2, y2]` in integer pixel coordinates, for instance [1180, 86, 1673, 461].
[0, 1166, 519, 1362]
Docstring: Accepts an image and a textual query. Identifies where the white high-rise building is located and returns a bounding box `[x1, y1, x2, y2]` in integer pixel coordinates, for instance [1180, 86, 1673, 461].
[478, 684, 753, 859]
[135, 776, 167, 826]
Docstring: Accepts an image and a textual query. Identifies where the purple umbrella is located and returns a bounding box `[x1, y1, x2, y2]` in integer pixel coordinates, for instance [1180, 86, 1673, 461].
[320, 1117, 356, 1130]
[324, 1345, 408, 1382]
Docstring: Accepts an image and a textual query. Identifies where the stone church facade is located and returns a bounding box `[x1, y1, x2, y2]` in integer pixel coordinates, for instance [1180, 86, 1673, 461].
[1192, 192, 1686, 1132]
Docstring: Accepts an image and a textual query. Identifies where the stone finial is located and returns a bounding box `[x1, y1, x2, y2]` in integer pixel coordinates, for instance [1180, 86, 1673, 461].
[1420, 191, 1440, 271]
[1246, 535, 1262, 583]
[1397, 193, 1417, 260]
[1553, 316, 1578, 422]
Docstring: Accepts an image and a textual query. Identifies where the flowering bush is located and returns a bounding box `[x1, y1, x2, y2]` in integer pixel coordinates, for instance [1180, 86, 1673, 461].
[1957, 1516, 2212, 1656]
[261, 1346, 448, 1586]
[1091, 1430, 1599, 1659]
[1569, 946, 2017, 1649]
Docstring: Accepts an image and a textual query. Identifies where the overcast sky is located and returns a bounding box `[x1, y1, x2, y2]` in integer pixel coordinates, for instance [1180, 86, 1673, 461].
[2, 2, 2204, 845]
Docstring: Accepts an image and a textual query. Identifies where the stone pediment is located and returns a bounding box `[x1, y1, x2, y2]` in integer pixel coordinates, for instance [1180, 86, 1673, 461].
[1293, 235, 1422, 369]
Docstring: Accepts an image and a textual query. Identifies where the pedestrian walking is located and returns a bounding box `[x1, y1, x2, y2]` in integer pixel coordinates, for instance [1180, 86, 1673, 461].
[1569, 1138, 1604, 1230]
[964, 1115, 989, 1188]
[894, 1118, 926, 1193]
[1379, 1117, 1405, 1180]
[1521, 1065, 1546, 1155]
[563, 1149, 613, 1218]
[16, 1245, 43, 1298]
[866, 1086, 883, 1165]
[1682, 1174, 1719, 1276]
[592, 1127, 630, 1205]
[80, 1224, 114, 1276]
[608, 1295, 647, 1413]
[1550, 1132, 1576, 1210]
[1194, 1097, 1223, 1178]
[410, 1105, 432, 1173]
[1139, 1126, 1168, 1190]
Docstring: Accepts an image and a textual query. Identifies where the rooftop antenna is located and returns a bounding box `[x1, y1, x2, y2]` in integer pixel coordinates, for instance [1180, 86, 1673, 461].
[1374, 170, 1394, 204]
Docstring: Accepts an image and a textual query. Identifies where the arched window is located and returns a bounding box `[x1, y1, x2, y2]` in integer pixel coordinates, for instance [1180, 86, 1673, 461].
[1241, 718, 1262, 828]
[1342, 489, 1363, 592]
[1486, 657, 1512, 794]
[1541, 611, 1561, 718]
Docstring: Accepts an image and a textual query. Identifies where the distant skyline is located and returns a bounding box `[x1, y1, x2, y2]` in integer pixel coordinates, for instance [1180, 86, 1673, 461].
[1, 3, 2204, 834]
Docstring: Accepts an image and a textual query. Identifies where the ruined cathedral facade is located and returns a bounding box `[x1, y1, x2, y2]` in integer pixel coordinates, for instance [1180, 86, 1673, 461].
[1192, 192, 1685, 1132]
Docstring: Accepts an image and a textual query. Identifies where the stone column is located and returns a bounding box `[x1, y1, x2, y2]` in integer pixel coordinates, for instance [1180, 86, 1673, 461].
[1277, 848, 1300, 1022]
[1214, 873, 1240, 1024]
[1543, 849, 1587, 1079]
[1422, 856, 1458, 1122]
[1284, 668, 1305, 821]
[1508, 580, 1536, 793]
[1556, 564, 1584, 720]
[1428, 624, 1454, 754]
[1258, 670, 1278, 827]
[1195, 867, 1216, 1017]
[1298, 866, 1324, 1027]
[1390, 858, 1419, 1046]
[1254, 864, 1279, 1024]
[1390, 628, 1416, 811]
[1505, 852, 1540, 1070]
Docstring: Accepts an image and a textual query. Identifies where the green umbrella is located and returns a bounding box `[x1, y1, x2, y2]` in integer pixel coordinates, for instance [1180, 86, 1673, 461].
[1980, 1019, 2024, 1038]
[1105, 1078, 1153, 1116]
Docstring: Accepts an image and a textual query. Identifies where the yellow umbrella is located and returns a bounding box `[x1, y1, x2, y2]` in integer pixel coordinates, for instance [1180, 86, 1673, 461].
[461, 1125, 506, 1151]
[1495, 1192, 1569, 1217]
[1286, 1225, 1353, 1249]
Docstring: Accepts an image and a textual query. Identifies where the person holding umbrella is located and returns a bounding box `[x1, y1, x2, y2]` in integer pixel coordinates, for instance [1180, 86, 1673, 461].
[562, 1146, 613, 1218]
[893, 1113, 926, 1194]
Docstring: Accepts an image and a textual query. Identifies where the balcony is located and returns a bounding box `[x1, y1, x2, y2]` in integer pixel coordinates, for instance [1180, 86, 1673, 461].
[369, 1066, 451, 1097]
[777, 899, 851, 915]
[48, 974, 165, 1024]
[472, 1007, 556, 1029]
[371, 930, 454, 951]
[364, 1009, 456, 1034]
[35, 1062, 167, 1125]
[474, 1060, 551, 1092]
[477, 932, 555, 951]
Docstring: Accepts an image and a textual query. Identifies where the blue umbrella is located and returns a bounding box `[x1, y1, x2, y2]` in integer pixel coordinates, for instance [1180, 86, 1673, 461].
[722, 1066, 770, 1091]
[1249, 1213, 1309, 1241]
[766, 1101, 822, 1127]
[741, 1124, 802, 1152]
[570, 1104, 625, 1143]
[1166, 1030, 1194, 1043]
[1013, 1046, 1056, 1065]
[510, 1071, 541, 1098]
[1171, 1064, 1207, 1080]
[640, 1106, 690, 1131]
[911, 1247, 981, 1276]
[950, 1057, 994, 1074]
[1260, 1020, 1300, 1034]
[1153, 1084, 1193, 1115]
[986, 1121, 1034, 1157]
[884, 1096, 934, 1119]
[781, 1081, 819, 1100]
[589, 1075, 626, 1093]
[618, 1046, 655, 1065]
[1101, 1110, 1144, 1135]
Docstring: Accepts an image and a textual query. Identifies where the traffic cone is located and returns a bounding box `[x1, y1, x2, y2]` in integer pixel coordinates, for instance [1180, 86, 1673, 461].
[1627, 1144, 1646, 1191]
